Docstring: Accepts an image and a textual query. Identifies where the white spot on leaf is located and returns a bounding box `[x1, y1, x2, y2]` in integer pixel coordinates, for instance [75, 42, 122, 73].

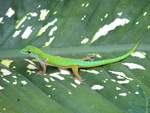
[119, 92, 127, 96]
[81, 3, 85, 7]
[135, 91, 139, 95]
[95, 54, 102, 58]
[143, 12, 147, 16]
[21, 80, 28, 85]
[122, 62, 145, 70]
[0, 85, 4, 90]
[53, 11, 58, 15]
[0, 17, 4, 24]
[117, 12, 123, 16]
[81, 69, 99, 75]
[37, 5, 41, 8]
[81, 2, 89, 7]
[2, 78, 10, 83]
[2, 108, 6, 111]
[27, 70, 34, 75]
[21, 26, 33, 39]
[48, 26, 57, 36]
[104, 13, 108, 18]
[6, 8, 15, 17]
[37, 18, 58, 36]
[27, 64, 37, 70]
[68, 91, 72, 95]
[81, 15, 86, 21]
[50, 18, 58, 24]
[29, 12, 38, 17]
[59, 69, 71, 75]
[91, 18, 130, 43]
[52, 88, 56, 91]
[45, 85, 52, 88]
[12, 30, 21, 37]
[116, 87, 121, 90]
[117, 79, 130, 84]
[16, 16, 27, 29]
[147, 25, 150, 29]
[85, 3, 89, 7]
[131, 51, 146, 59]
[114, 96, 118, 99]
[50, 73, 65, 80]
[91, 85, 104, 91]
[24, 59, 35, 65]
[109, 70, 133, 80]
[12, 76, 17, 79]
[39, 9, 49, 21]
[1, 59, 13, 68]
[70, 83, 77, 88]
[136, 21, 139, 25]
[44, 78, 49, 83]
[27, 16, 31, 20]
[1, 69, 12, 76]
[50, 77, 55, 81]
[43, 36, 55, 47]
[111, 79, 116, 82]
[12, 80, 17, 85]
[74, 79, 82, 85]
[81, 38, 89, 44]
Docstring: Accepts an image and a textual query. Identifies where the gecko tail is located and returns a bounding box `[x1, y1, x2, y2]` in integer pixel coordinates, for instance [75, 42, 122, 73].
[99, 43, 139, 65]
[130, 41, 140, 53]
[80, 41, 140, 68]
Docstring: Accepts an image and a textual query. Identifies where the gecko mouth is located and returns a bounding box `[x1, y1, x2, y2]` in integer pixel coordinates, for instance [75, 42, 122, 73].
[20, 49, 30, 54]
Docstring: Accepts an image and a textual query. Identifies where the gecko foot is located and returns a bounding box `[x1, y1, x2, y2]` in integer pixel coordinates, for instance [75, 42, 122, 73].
[73, 77, 85, 84]
[37, 70, 46, 75]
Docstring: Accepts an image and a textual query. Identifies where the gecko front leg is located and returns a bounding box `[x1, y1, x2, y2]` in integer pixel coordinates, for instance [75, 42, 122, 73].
[38, 58, 48, 74]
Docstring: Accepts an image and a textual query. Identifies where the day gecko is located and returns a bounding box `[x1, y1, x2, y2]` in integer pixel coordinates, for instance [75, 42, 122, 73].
[21, 43, 138, 81]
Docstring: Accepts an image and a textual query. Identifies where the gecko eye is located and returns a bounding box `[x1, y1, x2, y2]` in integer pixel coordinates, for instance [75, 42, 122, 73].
[27, 51, 31, 54]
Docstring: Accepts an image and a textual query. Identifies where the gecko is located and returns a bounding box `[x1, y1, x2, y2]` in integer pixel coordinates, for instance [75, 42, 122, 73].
[21, 43, 138, 81]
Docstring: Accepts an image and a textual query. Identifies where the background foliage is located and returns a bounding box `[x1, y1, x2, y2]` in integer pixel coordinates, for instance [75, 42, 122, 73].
[0, 0, 150, 113]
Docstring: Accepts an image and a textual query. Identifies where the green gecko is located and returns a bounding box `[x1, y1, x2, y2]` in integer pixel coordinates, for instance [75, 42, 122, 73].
[21, 43, 138, 81]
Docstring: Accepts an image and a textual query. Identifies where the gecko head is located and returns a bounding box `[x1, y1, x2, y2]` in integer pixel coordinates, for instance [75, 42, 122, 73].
[21, 45, 42, 56]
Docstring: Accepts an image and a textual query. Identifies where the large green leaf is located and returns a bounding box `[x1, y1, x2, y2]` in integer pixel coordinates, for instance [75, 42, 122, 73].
[0, 0, 150, 113]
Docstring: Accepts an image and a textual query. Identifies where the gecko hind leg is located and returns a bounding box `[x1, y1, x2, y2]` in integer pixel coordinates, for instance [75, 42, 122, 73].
[71, 65, 83, 82]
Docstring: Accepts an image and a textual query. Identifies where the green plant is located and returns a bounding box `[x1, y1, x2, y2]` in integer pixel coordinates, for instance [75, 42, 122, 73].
[0, 0, 149, 113]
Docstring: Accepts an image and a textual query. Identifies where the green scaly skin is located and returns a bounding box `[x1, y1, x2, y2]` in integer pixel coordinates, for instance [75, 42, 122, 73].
[21, 43, 138, 81]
